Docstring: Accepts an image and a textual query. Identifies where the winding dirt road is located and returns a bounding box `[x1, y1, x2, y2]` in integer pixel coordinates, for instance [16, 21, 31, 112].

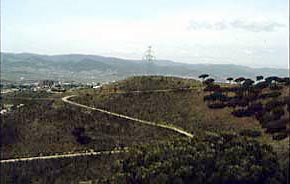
[1, 93, 193, 164]
[62, 95, 194, 138]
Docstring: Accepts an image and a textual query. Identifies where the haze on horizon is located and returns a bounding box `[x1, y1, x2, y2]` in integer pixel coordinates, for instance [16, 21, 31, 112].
[1, 0, 289, 69]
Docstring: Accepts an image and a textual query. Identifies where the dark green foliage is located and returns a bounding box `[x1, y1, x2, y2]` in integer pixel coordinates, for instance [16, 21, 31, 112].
[240, 129, 262, 138]
[242, 79, 254, 87]
[226, 77, 233, 83]
[232, 109, 253, 117]
[272, 132, 288, 141]
[282, 77, 290, 86]
[236, 99, 249, 107]
[254, 81, 269, 90]
[202, 74, 289, 140]
[247, 103, 263, 113]
[265, 100, 285, 111]
[270, 85, 283, 91]
[1, 117, 18, 144]
[72, 127, 85, 137]
[51, 87, 66, 92]
[207, 103, 226, 109]
[72, 127, 92, 145]
[203, 84, 221, 92]
[204, 92, 228, 102]
[198, 74, 209, 80]
[265, 76, 279, 84]
[203, 78, 215, 85]
[256, 75, 264, 81]
[271, 107, 285, 119]
[97, 136, 284, 184]
[234, 77, 245, 84]
[265, 124, 286, 134]
[259, 91, 282, 99]
[226, 98, 240, 108]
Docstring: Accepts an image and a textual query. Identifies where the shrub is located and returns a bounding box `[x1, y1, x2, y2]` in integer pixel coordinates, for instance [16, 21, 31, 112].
[72, 127, 85, 137]
[269, 85, 283, 91]
[240, 129, 262, 138]
[268, 91, 282, 98]
[207, 103, 226, 109]
[72, 127, 92, 145]
[232, 109, 253, 117]
[76, 135, 92, 145]
[272, 107, 285, 117]
[265, 119, 286, 134]
[265, 100, 285, 111]
[272, 132, 288, 141]
[247, 103, 264, 113]
[259, 92, 282, 99]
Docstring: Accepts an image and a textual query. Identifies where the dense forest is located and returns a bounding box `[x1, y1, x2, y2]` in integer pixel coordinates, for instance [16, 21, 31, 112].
[96, 133, 287, 184]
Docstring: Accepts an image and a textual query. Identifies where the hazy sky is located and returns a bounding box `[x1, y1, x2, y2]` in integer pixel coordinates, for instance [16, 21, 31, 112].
[2, 0, 289, 68]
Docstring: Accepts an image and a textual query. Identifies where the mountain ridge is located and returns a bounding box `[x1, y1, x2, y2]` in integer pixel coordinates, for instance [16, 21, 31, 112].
[1, 52, 288, 82]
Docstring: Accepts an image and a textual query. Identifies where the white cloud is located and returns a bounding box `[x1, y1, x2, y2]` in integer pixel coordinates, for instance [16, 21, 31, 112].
[188, 20, 227, 30]
[230, 17, 285, 32]
[187, 17, 286, 32]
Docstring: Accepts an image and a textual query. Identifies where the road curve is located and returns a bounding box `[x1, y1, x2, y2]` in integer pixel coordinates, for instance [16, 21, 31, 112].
[0, 93, 193, 163]
[62, 95, 194, 138]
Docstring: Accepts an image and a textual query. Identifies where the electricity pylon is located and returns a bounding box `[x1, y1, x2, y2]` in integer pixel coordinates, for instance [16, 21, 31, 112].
[143, 46, 156, 75]
[143, 46, 155, 63]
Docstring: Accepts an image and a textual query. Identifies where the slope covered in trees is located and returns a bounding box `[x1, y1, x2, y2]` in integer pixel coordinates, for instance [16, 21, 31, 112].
[96, 134, 286, 184]
[202, 75, 290, 140]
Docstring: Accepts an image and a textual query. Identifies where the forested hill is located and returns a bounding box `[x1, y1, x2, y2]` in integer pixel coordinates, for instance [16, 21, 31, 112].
[1, 52, 288, 82]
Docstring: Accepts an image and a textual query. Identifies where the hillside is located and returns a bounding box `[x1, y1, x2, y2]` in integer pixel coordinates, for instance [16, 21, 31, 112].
[1, 75, 289, 183]
[1, 92, 178, 160]
[2, 53, 288, 82]
[74, 76, 262, 135]
[73, 75, 289, 165]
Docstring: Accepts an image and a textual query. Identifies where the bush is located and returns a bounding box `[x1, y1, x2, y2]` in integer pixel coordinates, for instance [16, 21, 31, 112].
[271, 107, 285, 119]
[247, 103, 263, 113]
[240, 129, 262, 138]
[207, 103, 226, 109]
[268, 91, 282, 98]
[204, 92, 228, 102]
[265, 100, 285, 111]
[264, 118, 288, 129]
[272, 132, 288, 141]
[72, 127, 92, 145]
[269, 85, 283, 91]
[232, 109, 253, 117]
[258, 92, 282, 99]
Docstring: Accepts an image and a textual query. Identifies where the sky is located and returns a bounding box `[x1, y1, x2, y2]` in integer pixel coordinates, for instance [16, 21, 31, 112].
[1, 0, 289, 68]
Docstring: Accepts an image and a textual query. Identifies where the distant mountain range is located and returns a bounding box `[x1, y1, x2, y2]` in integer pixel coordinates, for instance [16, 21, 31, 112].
[1, 52, 288, 83]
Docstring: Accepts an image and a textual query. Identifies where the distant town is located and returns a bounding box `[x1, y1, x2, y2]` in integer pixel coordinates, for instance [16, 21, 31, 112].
[1, 79, 105, 93]
[0, 79, 107, 115]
